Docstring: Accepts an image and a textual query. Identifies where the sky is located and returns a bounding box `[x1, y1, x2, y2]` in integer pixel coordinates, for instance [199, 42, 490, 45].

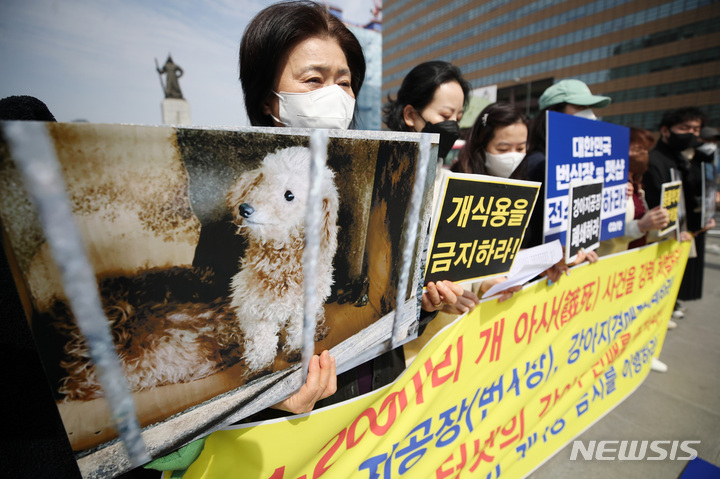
[0, 0, 377, 126]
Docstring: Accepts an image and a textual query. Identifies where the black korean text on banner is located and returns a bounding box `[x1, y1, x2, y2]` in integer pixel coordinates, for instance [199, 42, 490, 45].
[425, 172, 540, 285]
[544, 111, 629, 245]
[566, 180, 603, 262]
[659, 180, 682, 237]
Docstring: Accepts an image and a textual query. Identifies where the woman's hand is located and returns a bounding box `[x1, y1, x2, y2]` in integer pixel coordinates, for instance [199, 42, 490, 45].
[422, 280, 478, 314]
[271, 350, 336, 414]
[637, 206, 669, 232]
[542, 260, 568, 284]
[567, 248, 587, 267]
[568, 247, 598, 265]
[542, 248, 579, 283]
[479, 276, 522, 302]
[583, 250, 599, 264]
[445, 289, 480, 314]
[542, 247, 598, 284]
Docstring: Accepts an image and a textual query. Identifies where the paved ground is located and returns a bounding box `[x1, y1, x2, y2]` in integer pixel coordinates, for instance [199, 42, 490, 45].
[530, 221, 720, 478]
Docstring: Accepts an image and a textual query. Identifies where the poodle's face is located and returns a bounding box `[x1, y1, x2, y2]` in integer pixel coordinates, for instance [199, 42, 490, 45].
[227, 147, 337, 245]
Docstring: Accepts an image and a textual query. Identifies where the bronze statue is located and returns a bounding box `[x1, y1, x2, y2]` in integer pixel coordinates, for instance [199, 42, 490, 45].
[156, 54, 184, 99]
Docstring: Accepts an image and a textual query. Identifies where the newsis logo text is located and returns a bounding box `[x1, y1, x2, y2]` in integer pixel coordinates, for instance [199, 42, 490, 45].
[570, 440, 700, 461]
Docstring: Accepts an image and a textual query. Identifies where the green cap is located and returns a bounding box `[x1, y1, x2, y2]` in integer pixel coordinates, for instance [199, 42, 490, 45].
[539, 79, 611, 111]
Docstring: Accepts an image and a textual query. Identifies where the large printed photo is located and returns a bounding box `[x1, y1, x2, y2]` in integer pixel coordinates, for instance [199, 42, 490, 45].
[0, 122, 435, 464]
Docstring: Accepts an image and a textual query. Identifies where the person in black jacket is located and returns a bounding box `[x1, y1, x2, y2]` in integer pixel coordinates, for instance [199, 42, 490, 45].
[643, 107, 706, 210]
[0, 95, 83, 477]
[643, 107, 716, 305]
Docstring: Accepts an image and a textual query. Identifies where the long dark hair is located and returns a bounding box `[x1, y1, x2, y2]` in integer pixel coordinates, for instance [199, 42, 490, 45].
[526, 103, 569, 155]
[239, 1, 366, 126]
[382, 61, 470, 131]
[451, 102, 528, 179]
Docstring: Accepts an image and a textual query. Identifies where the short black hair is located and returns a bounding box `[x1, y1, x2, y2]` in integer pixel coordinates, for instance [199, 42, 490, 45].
[239, 1, 366, 126]
[382, 61, 470, 131]
[658, 106, 707, 130]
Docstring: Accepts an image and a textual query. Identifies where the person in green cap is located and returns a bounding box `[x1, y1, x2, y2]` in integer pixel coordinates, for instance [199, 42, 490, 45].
[523, 79, 611, 254]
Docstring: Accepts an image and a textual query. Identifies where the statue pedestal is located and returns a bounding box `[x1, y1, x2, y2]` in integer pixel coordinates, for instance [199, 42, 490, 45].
[161, 98, 191, 125]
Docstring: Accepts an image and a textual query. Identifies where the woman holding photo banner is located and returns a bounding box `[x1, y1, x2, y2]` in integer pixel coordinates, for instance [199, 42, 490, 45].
[197, 1, 473, 421]
[383, 60, 482, 311]
[140, 4, 475, 476]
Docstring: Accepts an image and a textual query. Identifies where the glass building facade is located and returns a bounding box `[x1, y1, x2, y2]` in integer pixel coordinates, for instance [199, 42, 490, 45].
[350, 25, 383, 131]
[382, 0, 720, 130]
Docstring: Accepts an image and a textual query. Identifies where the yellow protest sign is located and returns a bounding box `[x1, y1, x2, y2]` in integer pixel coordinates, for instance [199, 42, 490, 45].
[174, 239, 689, 479]
[425, 172, 540, 285]
[660, 181, 682, 236]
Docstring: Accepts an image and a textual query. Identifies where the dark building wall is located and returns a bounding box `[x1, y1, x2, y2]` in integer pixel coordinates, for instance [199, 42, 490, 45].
[383, 0, 720, 129]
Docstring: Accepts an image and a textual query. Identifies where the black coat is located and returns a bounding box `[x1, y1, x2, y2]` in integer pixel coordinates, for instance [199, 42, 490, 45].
[643, 140, 712, 232]
[643, 140, 690, 210]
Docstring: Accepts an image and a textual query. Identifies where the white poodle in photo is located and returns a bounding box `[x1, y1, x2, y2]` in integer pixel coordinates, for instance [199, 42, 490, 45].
[227, 146, 339, 372]
[51, 147, 338, 401]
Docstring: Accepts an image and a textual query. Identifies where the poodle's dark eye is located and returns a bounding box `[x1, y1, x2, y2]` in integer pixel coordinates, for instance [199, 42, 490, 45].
[284, 190, 294, 202]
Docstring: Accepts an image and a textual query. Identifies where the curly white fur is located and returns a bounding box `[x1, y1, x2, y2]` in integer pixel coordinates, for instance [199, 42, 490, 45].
[227, 147, 339, 372]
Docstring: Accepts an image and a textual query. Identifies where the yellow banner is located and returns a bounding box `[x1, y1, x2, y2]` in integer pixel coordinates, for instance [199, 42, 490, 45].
[176, 240, 689, 479]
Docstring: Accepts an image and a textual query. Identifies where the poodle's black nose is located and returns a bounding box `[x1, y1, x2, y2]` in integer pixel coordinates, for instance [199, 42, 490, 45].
[238, 203, 255, 218]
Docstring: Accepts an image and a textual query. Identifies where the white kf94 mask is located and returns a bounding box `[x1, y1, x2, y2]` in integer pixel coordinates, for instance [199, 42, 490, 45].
[573, 108, 597, 120]
[485, 151, 525, 178]
[272, 84, 355, 129]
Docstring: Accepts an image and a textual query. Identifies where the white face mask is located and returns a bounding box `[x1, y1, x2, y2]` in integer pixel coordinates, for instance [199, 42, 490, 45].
[485, 151, 525, 178]
[573, 108, 597, 120]
[272, 84, 355, 129]
[697, 142, 718, 155]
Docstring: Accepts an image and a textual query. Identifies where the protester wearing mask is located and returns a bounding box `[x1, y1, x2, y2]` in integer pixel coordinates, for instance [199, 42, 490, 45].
[525, 80, 611, 250]
[450, 102, 586, 291]
[383, 61, 468, 168]
[627, 128, 671, 249]
[239, 0, 365, 130]
[698, 126, 720, 217]
[140, 5, 376, 474]
[233, 3, 474, 415]
[646, 108, 716, 303]
[190, 0, 370, 418]
[698, 126, 719, 169]
[522, 79, 608, 275]
[381, 60, 480, 313]
[643, 107, 707, 211]
[449, 102, 528, 299]
[596, 127, 669, 257]
[451, 102, 529, 179]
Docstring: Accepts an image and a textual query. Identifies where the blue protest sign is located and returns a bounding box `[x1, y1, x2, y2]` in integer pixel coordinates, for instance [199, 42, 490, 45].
[544, 111, 629, 245]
